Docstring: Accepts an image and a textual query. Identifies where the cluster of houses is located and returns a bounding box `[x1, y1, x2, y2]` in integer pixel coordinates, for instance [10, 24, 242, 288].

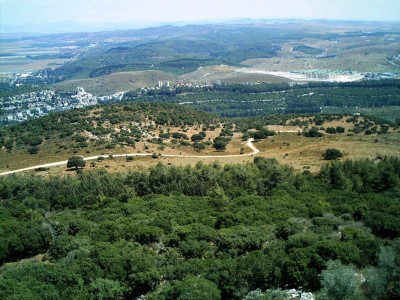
[0, 87, 124, 124]
[0, 78, 214, 125]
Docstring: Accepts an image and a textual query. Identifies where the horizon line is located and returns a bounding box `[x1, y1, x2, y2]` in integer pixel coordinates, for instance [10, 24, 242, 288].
[2, 17, 400, 35]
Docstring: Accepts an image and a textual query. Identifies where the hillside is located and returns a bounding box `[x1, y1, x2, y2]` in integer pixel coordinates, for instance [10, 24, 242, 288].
[1, 157, 399, 299]
[54, 71, 179, 96]
[122, 80, 400, 118]
[0, 103, 235, 172]
[1, 101, 399, 176]
[6, 21, 399, 89]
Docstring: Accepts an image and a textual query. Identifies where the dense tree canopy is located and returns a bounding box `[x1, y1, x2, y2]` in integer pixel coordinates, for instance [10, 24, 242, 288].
[0, 157, 399, 299]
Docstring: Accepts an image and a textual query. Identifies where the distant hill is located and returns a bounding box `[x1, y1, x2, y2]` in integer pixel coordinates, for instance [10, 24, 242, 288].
[55, 71, 179, 95]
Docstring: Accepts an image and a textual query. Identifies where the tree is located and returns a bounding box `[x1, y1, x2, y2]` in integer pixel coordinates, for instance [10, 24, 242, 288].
[304, 128, 324, 138]
[323, 149, 343, 160]
[363, 267, 388, 300]
[336, 126, 345, 134]
[5, 139, 13, 151]
[67, 156, 86, 169]
[88, 278, 125, 300]
[318, 260, 362, 300]
[326, 127, 337, 134]
[252, 129, 276, 140]
[161, 276, 221, 300]
[191, 134, 204, 142]
[213, 137, 229, 152]
[193, 142, 206, 152]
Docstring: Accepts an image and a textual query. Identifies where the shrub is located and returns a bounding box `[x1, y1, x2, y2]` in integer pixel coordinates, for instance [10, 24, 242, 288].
[28, 146, 40, 155]
[304, 128, 324, 138]
[326, 127, 337, 134]
[67, 156, 86, 169]
[323, 149, 343, 160]
[336, 126, 345, 134]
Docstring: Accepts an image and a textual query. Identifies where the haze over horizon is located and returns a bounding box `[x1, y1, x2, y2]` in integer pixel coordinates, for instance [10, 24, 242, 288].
[1, 0, 400, 33]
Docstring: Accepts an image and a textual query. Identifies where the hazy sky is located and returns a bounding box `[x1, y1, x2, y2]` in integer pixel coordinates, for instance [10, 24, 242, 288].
[1, 0, 400, 26]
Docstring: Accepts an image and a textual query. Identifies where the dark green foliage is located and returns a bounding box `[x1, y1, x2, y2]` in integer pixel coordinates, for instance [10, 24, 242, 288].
[191, 133, 204, 142]
[126, 156, 135, 161]
[171, 132, 188, 140]
[89, 64, 127, 78]
[123, 80, 400, 118]
[251, 128, 276, 140]
[0, 157, 399, 299]
[336, 126, 345, 134]
[292, 45, 324, 55]
[156, 275, 221, 300]
[326, 127, 337, 134]
[304, 127, 324, 138]
[323, 149, 343, 160]
[213, 137, 229, 151]
[193, 142, 206, 152]
[88, 278, 126, 300]
[67, 156, 86, 169]
[28, 146, 40, 155]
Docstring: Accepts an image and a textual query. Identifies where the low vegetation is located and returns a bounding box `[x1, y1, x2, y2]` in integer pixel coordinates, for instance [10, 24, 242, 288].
[323, 148, 343, 160]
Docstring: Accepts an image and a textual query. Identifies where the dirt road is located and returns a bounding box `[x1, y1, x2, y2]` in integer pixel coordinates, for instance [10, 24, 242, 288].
[0, 139, 259, 176]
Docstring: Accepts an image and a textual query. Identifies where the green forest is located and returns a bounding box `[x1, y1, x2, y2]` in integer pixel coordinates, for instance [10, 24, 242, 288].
[124, 80, 400, 121]
[24, 26, 285, 83]
[1, 157, 399, 299]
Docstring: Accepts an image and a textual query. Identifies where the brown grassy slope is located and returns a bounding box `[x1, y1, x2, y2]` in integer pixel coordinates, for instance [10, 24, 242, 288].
[55, 70, 179, 95]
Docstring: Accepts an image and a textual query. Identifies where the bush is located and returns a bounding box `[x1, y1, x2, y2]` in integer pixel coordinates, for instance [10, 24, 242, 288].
[304, 128, 324, 138]
[180, 140, 190, 146]
[251, 129, 276, 140]
[318, 260, 362, 300]
[67, 156, 86, 169]
[336, 126, 345, 134]
[34, 167, 50, 172]
[323, 149, 343, 160]
[326, 127, 337, 134]
[28, 146, 40, 155]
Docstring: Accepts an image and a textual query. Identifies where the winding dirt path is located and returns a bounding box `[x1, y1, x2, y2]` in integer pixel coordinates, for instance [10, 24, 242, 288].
[0, 139, 259, 176]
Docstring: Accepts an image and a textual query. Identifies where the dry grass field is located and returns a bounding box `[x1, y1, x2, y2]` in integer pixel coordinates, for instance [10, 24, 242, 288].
[54, 70, 179, 95]
[0, 58, 66, 75]
[255, 132, 400, 173]
[2, 116, 399, 177]
[180, 65, 293, 84]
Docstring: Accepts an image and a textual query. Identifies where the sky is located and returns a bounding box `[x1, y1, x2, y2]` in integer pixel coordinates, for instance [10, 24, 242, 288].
[1, 0, 400, 30]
